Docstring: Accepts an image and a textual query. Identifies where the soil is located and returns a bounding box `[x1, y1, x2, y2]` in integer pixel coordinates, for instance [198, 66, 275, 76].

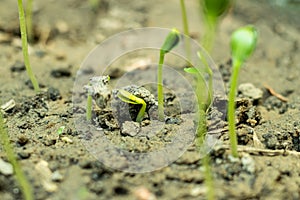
[1, 0, 300, 200]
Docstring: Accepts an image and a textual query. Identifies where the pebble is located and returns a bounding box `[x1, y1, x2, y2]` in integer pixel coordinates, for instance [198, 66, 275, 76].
[238, 83, 263, 100]
[51, 170, 64, 182]
[10, 61, 25, 72]
[0, 159, 13, 175]
[61, 136, 73, 144]
[121, 121, 140, 137]
[47, 87, 61, 101]
[241, 153, 255, 174]
[35, 160, 57, 192]
[51, 68, 71, 78]
[0, 99, 15, 112]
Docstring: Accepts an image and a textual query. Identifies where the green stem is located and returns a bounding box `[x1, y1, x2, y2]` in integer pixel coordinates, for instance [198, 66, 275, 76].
[26, 0, 33, 43]
[180, 0, 191, 61]
[86, 94, 92, 121]
[202, 155, 215, 200]
[227, 60, 241, 157]
[180, 0, 189, 36]
[157, 51, 165, 121]
[0, 113, 33, 200]
[136, 102, 146, 122]
[17, 0, 40, 93]
[203, 15, 217, 53]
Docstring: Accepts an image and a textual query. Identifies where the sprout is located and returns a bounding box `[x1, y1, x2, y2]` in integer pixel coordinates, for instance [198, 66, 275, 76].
[157, 28, 180, 121]
[231, 25, 258, 67]
[17, 0, 40, 92]
[200, 0, 232, 52]
[117, 89, 147, 123]
[0, 112, 33, 200]
[228, 25, 258, 157]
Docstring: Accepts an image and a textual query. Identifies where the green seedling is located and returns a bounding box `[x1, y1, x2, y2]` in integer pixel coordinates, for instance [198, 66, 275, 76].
[179, 0, 191, 60]
[26, 0, 33, 43]
[89, 0, 101, 12]
[17, 0, 40, 92]
[200, 0, 232, 52]
[184, 51, 213, 112]
[228, 25, 257, 157]
[56, 126, 65, 136]
[117, 89, 147, 123]
[157, 28, 180, 121]
[86, 94, 93, 121]
[185, 52, 215, 200]
[0, 112, 33, 200]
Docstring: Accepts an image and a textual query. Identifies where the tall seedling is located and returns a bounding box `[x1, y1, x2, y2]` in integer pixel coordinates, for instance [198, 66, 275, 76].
[228, 25, 257, 157]
[157, 29, 180, 121]
[17, 0, 40, 92]
[200, 0, 232, 52]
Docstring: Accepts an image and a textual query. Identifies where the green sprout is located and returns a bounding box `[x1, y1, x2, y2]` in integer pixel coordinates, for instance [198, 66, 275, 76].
[57, 126, 65, 136]
[86, 94, 93, 121]
[228, 25, 257, 157]
[17, 0, 40, 92]
[158, 28, 180, 121]
[200, 0, 232, 52]
[26, 0, 34, 43]
[0, 112, 33, 200]
[117, 89, 147, 123]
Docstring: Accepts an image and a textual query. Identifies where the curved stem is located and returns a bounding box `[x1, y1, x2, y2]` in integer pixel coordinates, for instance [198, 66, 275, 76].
[228, 61, 241, 157]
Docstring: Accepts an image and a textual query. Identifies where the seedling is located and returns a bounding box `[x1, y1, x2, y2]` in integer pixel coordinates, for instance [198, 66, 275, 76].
[26, 0, 34, 43]
[200, 0, 232, 52]
[117, 89, 147, 123]
[56, 126, 65, 136]
[86, 94, 93, 121]
[0, 112, 33, 200]
[184, 51, 213, 112]
[228, 25, 257, 157]
[157, 28, 180, 121]
[17, 0, 40, 92]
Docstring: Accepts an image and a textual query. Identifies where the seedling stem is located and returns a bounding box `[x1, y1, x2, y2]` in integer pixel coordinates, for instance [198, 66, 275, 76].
[17, 0, 40, 92]
[157, 29, 180, 121]
[0, 112, 33, 200]
[117, 89, 147, 122]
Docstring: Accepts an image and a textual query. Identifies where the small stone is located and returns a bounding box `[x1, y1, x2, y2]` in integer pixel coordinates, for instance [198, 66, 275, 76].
[121, 121, 140, 137]
[51, 68, 71, 78]
[55, 20, 69, 34]
[133, 187, 156, 200]
[241, 153, 255, 174]
[61, 136, 73, 143]
[47, 87, 61, 101]
[18, 151, 30, 159]
[10, 61, 25, 72]
[1, 99, 16, 112]
[0, 159, 13, 175]
[51, 171, 64, 182]
[17, 135, 29, 146]
[35, 160, 57, 192]
[238, 83, 263, 100]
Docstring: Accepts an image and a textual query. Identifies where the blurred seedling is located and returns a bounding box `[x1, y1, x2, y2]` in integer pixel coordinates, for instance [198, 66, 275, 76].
[200, 0, 232, 52]
[157, 28, 180, 121]
[228, 25, 257, 157]
[26, 0, 34, 43]
[17, 0, 40, 92]
[89, 0, 100, 11]
[117, 89, 146, 123]
[0, 112, 33, 200]
[56, 126, 65, 136]
[85, 76, 111, 121]
[184, 51, 213, 112]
